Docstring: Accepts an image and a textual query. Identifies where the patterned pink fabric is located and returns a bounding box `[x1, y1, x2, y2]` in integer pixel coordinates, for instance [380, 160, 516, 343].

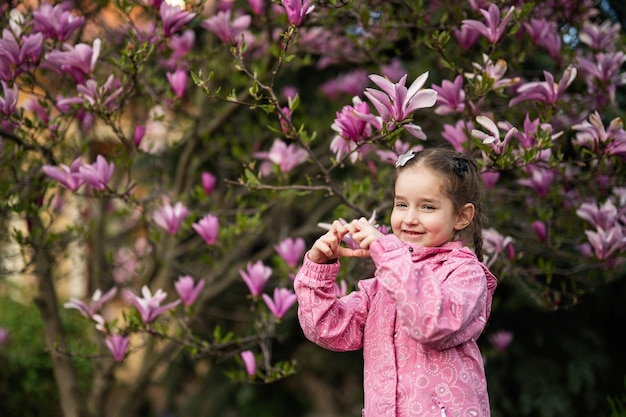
[294, 234, 497, 417]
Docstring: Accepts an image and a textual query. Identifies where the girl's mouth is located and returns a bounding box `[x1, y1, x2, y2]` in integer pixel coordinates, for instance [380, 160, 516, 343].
[403, 230, 424, 236]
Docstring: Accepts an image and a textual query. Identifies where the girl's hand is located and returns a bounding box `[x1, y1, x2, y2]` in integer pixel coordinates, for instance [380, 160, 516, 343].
[309, 220, 369, 263]
[349, 218, 384, 254]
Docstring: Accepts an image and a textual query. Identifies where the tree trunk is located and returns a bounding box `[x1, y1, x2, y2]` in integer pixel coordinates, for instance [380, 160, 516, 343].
[31, 213, 86, 417]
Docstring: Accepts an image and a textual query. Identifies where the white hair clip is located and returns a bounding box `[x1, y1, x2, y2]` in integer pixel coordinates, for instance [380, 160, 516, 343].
[395, 150, 415, 168]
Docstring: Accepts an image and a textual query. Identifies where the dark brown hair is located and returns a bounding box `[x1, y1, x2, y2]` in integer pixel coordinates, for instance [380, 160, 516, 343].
[397, 147, 485, 260]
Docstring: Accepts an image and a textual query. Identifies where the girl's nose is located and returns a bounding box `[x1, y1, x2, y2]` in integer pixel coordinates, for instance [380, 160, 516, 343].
[403, 209, 419, 225]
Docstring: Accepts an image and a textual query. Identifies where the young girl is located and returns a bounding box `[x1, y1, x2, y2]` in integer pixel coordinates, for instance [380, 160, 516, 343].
[294, 147, 497, 417]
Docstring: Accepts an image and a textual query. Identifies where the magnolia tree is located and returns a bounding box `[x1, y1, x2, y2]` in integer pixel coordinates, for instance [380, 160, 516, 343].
[0, 0, 625, 416]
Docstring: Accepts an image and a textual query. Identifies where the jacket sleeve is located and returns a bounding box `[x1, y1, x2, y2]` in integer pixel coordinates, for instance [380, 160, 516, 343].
[370, 235, 488, 350]
[293, 252, 370, 352]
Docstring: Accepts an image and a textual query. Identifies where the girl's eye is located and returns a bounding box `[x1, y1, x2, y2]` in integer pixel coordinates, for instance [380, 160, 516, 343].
[422, 205, 436, 210]
[394, 202, 407, 208]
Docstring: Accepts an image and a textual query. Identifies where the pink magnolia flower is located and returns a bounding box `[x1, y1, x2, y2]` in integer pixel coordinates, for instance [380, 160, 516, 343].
[201, 172, 217, 195]
[482, 227, 514, 267]
[331, 96, 373, 144]
[105, 334, 130, 362]
[515, 113, 560, 149]
[50, 192, 64, 213]
[441, 120, 472, 153]
[577, 200, 619, 230]
[43, 39, 101, 84]
[240, 350, 256, 376]
[465, 54, 517, 91]
[577, 51, 626, 105]
[142, 0, 163, 7]
[32, 2, 85, 41]
[488, 330, 513, 352]
[0, 53, 15, 84]
[166, 68, 188, 98]
[7, 9, 25, 36]
[174, 275, 205, 307]
[274, 237, 305, 268]
[75, 155, 115, 191]
[572, 112, 626, 158]
[75, 75, 124, 110]
[192, 214, 219, 245]
[509, 66, 577, 107]
[330, 135, 376, 164]
[481, 170, 500, 189]
[42, 158, 85, 191]
[281, 0, 315, 26]
[584, 225, 624, 260]
[278, 106, 292, 135]
[153, 201, 189, 235]
[0, 29, 43, 81]
[254, 138, 308, 175]
[162, 29, 195, 70]
[63, 287, 117, 319]
[240, 261, 272, 297]
[472, 115, 518, 156]
[202, 10, 251, 44]
[134, 125, 146, 147]
[453, 25, 480, 50]
[130, 286, 181, 324]
[0, 80, 18, 115]
[517, 164, 555, 198]
[247, 0, 264, 15]
[55, 92, 85, 112]
[160, 2, 196, 37]
[262, 287, 297, 319]
[357, 72, 438, 139]
[461, 4, 515, 44]
[432, 75, 465, 115]
[92, 314, 107, 333]
[532, 220, 547, 242]
[579, 20, 622, 52]
[523, 18, 561, 60]
[0, 29, 43, 76]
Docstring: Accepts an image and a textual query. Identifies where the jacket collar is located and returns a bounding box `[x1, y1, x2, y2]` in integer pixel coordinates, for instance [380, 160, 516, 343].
[405, 240, 465, 260]
[405, 240, 498, 297]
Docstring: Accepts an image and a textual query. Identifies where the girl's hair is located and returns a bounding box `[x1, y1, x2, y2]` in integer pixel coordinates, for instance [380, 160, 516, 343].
[397, 147, 485, 260]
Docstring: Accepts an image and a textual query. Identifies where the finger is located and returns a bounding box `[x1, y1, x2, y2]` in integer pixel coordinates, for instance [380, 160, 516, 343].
[337, 246, 370, 258]
[331, 220, 349, 237]
[350, 217, 369, 231]
[313, 237, 334, 256]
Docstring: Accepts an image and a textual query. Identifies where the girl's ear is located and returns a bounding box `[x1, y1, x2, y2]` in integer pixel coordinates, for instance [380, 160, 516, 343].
[455, 202, 475, 231]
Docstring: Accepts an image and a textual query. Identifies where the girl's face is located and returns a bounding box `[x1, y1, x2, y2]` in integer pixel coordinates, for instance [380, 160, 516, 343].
[391, 165, 472, 247]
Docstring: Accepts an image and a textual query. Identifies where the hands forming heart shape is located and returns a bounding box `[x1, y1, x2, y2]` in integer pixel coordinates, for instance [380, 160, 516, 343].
[308, 218, 385, 264]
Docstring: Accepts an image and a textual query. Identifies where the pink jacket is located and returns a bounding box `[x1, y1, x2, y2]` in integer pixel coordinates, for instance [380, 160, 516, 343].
[294, 234, 497, 417]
